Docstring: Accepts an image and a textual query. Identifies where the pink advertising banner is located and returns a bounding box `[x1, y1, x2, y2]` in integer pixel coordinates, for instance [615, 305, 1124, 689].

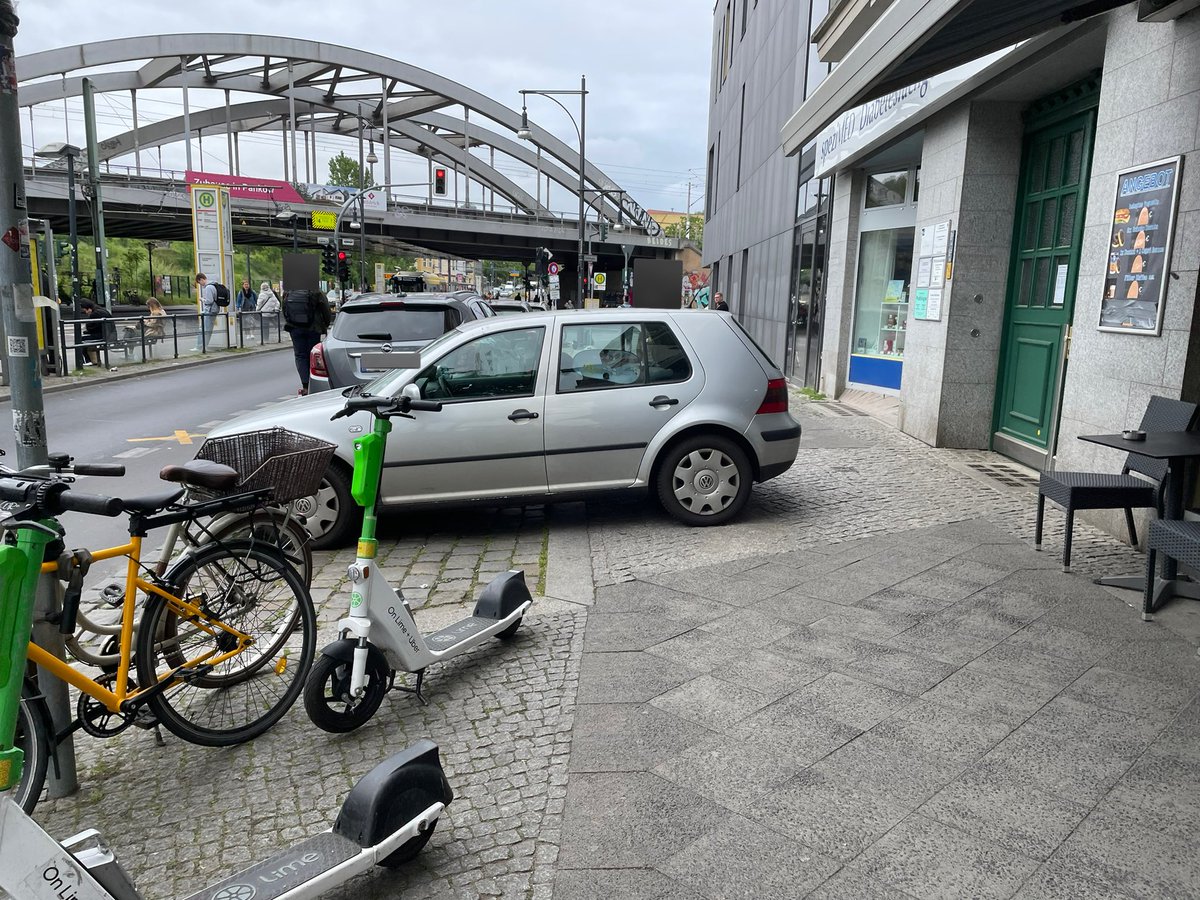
[186, 170, 305, 203]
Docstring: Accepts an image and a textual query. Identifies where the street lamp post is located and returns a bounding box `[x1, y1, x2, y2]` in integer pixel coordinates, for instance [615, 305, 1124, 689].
[275, 209, 299, 251]
[518, 75, 587, 309]
[35, 142, 81, 313]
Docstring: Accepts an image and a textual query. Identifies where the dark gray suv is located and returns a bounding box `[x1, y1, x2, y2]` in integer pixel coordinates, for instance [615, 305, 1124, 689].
[308, 292, 494, 392]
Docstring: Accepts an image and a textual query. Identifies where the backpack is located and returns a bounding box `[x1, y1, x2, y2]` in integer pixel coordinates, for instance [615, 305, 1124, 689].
[212, 283, 231, 307]
[283, 289, 314, 329]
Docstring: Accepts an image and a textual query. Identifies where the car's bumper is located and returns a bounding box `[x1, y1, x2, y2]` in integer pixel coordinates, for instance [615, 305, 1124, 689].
[746, 412, 801, 482]
[308, 373, 332, 393]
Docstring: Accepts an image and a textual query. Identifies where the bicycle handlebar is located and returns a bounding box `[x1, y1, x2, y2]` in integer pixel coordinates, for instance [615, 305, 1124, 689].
[0, 476, 124, 517]
[72, 463, 127, 477]
[331, 394, 443, 421]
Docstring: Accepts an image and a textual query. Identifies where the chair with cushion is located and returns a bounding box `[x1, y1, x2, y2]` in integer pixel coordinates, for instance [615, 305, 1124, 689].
[1035, 395, 1199, 572]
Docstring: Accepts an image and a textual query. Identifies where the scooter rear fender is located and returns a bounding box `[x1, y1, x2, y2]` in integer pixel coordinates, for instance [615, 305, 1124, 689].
[333, 739, 453, 848]
[473, 569, 532, 620]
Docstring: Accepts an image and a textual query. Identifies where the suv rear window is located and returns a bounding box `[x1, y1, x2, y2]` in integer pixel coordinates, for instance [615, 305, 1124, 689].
[331, 305, 459, 342]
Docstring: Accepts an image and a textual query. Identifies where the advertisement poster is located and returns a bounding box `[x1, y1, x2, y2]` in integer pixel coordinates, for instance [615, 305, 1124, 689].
[1099, 156, 1182, 335]
[186, 171, 387, 213]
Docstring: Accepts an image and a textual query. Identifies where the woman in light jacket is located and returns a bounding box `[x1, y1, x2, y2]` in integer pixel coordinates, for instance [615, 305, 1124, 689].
[257, 282, 281, 336]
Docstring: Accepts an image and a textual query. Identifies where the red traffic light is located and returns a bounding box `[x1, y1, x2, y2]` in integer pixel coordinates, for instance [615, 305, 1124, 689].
[435, 168, 446, 178]
[434, 167, 448, 197]
[337, 251, 347, 261]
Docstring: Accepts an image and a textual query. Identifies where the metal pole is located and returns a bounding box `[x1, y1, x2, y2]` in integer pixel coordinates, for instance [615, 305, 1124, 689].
[358, 104, 366, 290]
[82, 78, 109, 309]
[42, 221, 57, 305]
[224, 89, 233, 175]
[288, 61, 298, 182]
[381, 77, 391, 191]
[577, 75, 587, 310]
[291, 217, 298, 252]
[463, 108, 470, 208]
[147, 241, 154, 298]
[33, 576, 77, 797]
[131, 89, 141, 176]
[180, 56, 193, 171]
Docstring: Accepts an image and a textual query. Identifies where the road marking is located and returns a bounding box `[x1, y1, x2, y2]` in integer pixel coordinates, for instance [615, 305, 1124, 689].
[115, 447, 160, 459]
[197, 420, 222, 429]
[127, 430, 205, 446]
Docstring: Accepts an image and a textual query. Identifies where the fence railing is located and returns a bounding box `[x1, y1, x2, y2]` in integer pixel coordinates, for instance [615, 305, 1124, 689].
[57, 310, 285, 374]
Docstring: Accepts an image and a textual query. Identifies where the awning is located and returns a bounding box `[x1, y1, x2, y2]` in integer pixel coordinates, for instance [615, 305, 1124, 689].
[782, 0, 1130, 155]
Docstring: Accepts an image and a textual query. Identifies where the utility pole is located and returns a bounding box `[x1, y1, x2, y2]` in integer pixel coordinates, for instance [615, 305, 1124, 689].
[0, 0, 49, 469]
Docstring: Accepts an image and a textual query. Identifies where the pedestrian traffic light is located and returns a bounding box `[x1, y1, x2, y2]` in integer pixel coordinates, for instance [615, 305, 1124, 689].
[337, 250, 350, 282]
[433, 167, 447, 197]
[322, 244, 337, 276]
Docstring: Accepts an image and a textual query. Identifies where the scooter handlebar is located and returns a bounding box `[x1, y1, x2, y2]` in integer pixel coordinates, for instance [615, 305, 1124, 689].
[332, 395, 443, 420]
[0, 477, 124, 517]
[59, 490, 125, 517]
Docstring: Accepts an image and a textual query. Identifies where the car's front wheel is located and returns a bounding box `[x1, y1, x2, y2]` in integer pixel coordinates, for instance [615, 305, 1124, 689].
[656, 434, 752, 526]
[294, 462, 358, 549]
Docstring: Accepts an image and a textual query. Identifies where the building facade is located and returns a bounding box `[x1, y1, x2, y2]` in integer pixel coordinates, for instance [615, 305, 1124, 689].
[708, 0, 1200, 491]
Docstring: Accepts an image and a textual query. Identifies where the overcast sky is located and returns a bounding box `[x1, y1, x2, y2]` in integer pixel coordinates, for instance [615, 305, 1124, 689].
[12, 0, 712, 215]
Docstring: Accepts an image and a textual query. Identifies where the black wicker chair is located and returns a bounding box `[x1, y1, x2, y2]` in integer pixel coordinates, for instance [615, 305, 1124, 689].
[1035, 395, 1199, 572]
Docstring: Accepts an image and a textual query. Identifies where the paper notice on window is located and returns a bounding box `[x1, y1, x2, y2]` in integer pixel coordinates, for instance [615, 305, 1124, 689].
[919, 226, 935, 258]
[1052, 264, 1069, 305]
[933, 222, 950, 255]
[926, 287, 944, 320]
[930, 256, 946, 286]
[917, 257, 932, 288]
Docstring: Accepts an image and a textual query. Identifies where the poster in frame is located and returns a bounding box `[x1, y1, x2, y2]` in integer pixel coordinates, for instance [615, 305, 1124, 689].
[1098, 155, 1183, 336]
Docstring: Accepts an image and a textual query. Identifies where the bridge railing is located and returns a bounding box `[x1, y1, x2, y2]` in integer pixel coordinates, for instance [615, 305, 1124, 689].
[56, 309, 285, 373]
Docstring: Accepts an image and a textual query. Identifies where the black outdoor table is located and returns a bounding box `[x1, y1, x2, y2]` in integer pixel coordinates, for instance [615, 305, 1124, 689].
[1079, 431, 1200, 617]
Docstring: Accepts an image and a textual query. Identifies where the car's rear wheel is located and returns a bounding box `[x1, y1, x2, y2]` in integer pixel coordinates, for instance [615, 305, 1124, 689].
[656, 434, 752, 526]
[294, 463, 358, 549]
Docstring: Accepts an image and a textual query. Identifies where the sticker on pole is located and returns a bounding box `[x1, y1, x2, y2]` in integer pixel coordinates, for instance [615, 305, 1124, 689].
[7, 336, 28, 358]
[547, 262, 560, 276]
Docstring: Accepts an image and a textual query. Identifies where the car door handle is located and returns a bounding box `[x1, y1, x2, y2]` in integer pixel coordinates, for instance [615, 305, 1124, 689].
[508, 409, 540, 421]
[649, 395, 680, 408]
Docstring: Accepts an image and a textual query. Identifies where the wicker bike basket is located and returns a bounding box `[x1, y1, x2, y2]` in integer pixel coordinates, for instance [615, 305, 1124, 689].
[193, 428, 336, 503]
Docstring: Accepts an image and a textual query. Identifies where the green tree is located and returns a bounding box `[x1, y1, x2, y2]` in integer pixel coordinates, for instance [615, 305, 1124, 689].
[327, 152, 367, 189]
[663, 215, 703, 249]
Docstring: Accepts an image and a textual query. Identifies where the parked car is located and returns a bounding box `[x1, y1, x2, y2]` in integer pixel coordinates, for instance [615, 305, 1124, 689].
[308, 292, 494, 392]
[210, 309, 801, 548]
[490, 299, 531, 315]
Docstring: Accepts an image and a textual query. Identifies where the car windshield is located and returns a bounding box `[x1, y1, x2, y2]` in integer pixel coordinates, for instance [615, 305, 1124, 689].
[363, 327, 463, 395]
[331, 305, 454, 342]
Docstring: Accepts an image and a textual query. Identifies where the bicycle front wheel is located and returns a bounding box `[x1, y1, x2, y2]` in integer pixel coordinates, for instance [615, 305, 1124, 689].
[135, 543, 316, 747]
[11, 679, 51, 814]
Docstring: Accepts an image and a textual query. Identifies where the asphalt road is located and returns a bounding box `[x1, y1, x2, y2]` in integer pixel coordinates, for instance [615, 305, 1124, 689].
[0, 350, 298, 580]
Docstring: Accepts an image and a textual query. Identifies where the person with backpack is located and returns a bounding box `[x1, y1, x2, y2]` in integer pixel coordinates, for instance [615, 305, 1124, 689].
[194, 272, 220, 350]
[282, 286, 332, 395]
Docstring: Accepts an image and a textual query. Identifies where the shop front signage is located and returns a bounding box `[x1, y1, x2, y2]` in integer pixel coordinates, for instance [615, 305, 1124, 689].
[1099, 156, 1182, 336]
[814, 48, 1013, 177]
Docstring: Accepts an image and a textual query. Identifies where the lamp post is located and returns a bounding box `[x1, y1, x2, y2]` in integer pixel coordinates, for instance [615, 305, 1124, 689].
[518, 76, 587, 309]
[275, 209, 299, 251]
[35, 142, 81, 313]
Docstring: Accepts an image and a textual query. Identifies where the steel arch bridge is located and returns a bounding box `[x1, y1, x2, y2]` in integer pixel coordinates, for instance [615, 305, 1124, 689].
[15, 33, 666, 259]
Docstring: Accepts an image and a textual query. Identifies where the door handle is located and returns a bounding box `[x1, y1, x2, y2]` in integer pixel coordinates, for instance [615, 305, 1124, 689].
[649, 395, 680, 408]
[508, 409, 539, 421]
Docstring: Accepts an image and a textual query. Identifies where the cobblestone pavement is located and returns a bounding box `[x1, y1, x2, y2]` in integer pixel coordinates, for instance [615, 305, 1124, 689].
[19, 396, 1200, 899]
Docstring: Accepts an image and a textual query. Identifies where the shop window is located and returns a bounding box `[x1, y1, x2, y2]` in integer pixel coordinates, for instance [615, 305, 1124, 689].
[865, 171, 909, 208]
[851, 228, 914, 362]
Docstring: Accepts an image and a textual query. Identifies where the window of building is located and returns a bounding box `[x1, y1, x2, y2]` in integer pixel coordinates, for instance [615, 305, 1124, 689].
[721, 2, 732, 84]
[865, 170, 909, 208]
[736, 85, 746, 191]
[706, 142, 715, 220]
[739, 248, 750, 312]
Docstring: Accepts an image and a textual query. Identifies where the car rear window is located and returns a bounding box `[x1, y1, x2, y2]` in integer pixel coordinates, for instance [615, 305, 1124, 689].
[331, 305, 458, 342]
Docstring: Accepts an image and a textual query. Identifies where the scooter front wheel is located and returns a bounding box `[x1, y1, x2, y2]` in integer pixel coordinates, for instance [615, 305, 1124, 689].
[304, 651, 389, 733]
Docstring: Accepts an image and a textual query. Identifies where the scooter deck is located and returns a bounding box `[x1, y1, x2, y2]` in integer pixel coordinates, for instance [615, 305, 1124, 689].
[183, 831, 359, 900]
[425, 615, 500, 649]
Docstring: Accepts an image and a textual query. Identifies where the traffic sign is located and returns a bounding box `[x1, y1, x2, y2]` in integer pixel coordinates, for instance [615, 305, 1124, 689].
[549, 273, 560, 285]
[317, 236, 330, 245]
[341, 239, 354, 246]
[311, 210, 336, 230]
[549, 286, 561, 301]
[583, 253, 597, 263]
[547, 261, 561, 276]
[593, 272, 607, 290]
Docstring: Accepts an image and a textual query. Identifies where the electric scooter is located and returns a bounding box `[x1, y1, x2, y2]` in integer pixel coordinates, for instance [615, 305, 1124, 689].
[303, 388, 534, 734]
[0, 464, 453, 900]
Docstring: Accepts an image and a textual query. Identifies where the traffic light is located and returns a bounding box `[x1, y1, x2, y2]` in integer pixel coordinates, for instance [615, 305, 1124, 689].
[535, 247, 547, 278]
[337, 250, 350, 282]
[433, 167, 447, 197]
[322, 244, 337, 276]
[599, 220, 609, 241]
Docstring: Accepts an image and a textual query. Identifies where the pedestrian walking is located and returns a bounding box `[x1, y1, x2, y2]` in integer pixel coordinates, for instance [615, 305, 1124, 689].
[194, 272, 218, 350]
[257, 282, 281, 340]
[713, 292, 729, 312]
[282, 286, 332, 395]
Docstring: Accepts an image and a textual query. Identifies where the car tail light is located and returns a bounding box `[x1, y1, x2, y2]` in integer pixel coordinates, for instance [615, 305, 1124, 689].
[756, 377, 789, 415]
[310, 343, 328, 378]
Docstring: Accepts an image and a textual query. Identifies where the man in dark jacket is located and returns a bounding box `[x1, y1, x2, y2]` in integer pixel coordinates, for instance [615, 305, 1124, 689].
[79, 299, 114, 366]
[282, 288, 332, 395]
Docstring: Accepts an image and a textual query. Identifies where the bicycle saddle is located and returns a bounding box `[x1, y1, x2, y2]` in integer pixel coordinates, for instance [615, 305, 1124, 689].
[159, 459, 240, 491]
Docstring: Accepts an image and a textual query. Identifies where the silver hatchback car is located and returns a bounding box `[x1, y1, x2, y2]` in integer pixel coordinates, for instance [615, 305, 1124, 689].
[209, 309, 801, 547]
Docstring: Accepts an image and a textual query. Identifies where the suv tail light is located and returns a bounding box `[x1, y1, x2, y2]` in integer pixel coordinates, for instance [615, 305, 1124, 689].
[756, 377, 789, 415]
[310, 342, 328, 378]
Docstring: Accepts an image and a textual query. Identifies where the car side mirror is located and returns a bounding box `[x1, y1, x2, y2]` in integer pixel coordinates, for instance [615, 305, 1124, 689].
[402, 383, 422, 402]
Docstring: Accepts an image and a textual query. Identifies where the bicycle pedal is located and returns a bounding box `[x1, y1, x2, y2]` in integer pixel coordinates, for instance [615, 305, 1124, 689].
[133, 707, 160, 730]
[178, 664, 214, 683]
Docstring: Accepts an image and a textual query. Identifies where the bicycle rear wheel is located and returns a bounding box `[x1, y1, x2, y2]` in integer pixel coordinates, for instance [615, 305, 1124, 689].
[206, 509, 314, 588]
[12, 679, 51, 814]
[135, 543, 315, 747]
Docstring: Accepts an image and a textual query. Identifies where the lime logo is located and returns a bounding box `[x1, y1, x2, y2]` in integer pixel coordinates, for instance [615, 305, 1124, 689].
[350, 591, 363, 608]
[197, 191, 216, 208]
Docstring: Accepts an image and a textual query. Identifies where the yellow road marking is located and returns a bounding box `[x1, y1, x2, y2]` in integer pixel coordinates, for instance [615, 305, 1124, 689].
[127, 430, 206, 446]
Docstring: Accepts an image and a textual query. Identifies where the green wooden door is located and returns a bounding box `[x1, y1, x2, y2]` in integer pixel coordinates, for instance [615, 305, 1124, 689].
[994, 101, 1096, 463]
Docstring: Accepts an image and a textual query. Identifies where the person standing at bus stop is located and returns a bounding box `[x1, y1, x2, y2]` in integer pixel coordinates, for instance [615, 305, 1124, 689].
[194, 273, 218, 350]
[283, 286, 332, 395]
